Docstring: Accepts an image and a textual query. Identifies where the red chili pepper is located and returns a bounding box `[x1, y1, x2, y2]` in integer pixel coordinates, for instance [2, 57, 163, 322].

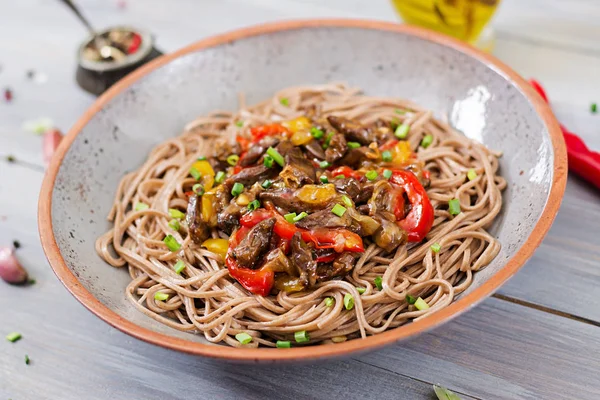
[330, 166, 363, 180]
[225, 226, 274, 296]
[236, 135, 251, 152]
[529, 79, 600, 189]
[232, 165, 243, 174]
[390, 187, 406, 221]
[242, 208, 365, 253]
[422, 170, 431, 180]
[250, 124, 289, 143]
[379, 139, 398, 151]
[127, 33, 142, 54]
[389, 170, 434, 242]
[316, 253, 337, 263]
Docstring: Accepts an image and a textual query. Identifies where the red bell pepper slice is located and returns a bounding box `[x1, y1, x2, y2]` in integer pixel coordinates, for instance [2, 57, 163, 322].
[127, 33, 142, 54]
[225, 225, 274, 296]
[389, 170, 434, 242]
[250, 124, 289, 143]
[330, 166, 363, 180]
[236, 135, 251, 152]
[241, 208, 365, 253]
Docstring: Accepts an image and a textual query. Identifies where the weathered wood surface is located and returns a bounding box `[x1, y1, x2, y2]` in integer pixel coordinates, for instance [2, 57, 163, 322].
[1, 0, 600, 399]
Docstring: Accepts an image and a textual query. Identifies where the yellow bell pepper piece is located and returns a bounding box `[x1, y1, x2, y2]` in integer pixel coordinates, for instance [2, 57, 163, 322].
[282, 116, 311, 133]
[290, 130, 314, 146]
[296, 184, 337, 206]
[392, 141, 414, 165]
[191, 159, 215, 190]
[201, 189, 217, 226]
[201, 238, 229, 259]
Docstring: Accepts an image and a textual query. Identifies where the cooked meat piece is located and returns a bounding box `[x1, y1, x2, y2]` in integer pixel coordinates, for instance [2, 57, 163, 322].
[339, 147, 369, 169]
[367, 180, 402, 216]
[262, 248, 294, 276]
[333, 178, 374, 204]
[240, 136, 280, 167]
[259, 188, 329, 214]
[372, 119, 396, 144]
[328, 116, 375, 145]
[290, 232, 317, 287]
[316, 252, 357, 282]
[295, 208, 352, 231]
[296, 207, 380, 236]
[186, 194, 210, 243]
[279, 145, 317, 187]
[372, 215, 407, 252]
[225, 165, 278, 187]
[325, 133, 347, 163]
[217, 202, 241, 235]
[231, 218, 275, 269]
[302, 139, 326, 160]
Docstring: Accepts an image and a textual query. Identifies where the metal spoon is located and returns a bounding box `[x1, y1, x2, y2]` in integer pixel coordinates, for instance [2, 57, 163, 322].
[58, 0, 126, 61]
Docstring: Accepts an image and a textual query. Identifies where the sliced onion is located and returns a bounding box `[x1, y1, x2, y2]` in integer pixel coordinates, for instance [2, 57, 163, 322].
[43, 128, 64, 165]
[0, 247, 28, 284]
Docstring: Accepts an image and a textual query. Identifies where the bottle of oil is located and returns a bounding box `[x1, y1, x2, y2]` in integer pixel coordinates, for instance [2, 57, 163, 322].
[390, 0, 500, 50]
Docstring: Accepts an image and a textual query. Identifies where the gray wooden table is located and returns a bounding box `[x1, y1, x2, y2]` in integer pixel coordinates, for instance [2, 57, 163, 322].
[2, 1, 600, 399]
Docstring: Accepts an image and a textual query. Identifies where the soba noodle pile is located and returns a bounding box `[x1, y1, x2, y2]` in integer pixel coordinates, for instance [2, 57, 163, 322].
[96, 83, 505, 347]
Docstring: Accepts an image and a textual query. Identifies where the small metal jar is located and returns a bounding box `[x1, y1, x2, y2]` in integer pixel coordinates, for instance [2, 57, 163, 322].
[76, 26, 162, 96]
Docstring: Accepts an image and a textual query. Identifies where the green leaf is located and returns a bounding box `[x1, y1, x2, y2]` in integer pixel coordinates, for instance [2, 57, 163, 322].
[433, 385, 462, 400]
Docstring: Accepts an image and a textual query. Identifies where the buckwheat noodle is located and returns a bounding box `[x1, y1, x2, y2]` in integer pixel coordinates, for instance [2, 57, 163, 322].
[96, 83, 505, 347]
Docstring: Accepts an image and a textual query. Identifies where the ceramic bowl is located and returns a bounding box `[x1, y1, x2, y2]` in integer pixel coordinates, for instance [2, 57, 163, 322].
[39, 20, 567, 362]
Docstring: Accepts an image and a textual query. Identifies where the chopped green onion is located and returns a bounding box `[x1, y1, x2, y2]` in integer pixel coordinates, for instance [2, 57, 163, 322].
[381, 150, 392, 162]
[135, 202, 149, 211]
[406, 294, 417, 304]
[276, 340, 291, 348]
[374, 276, 383, 290]
[293, 212, 308, 222]
[154, 292, 169, 301]
[347, 141, 361, 149]
[169, 208, 185, 219]
[163, 235, 181, 252]
[343, 293, 354, 310]
[266, 147, 284, 167]
[467, 168, 478, 181]
[294, 330, 310, 343]
[320, 175, 329, 184]
[319, 160, 330, 169]
[214, 171, 226, 183]
[331, 204, 347, 217]
[192, 183, 204, 195]
[280, 97, 289, 106]
[395, 123, 410, 139]
[448, 198, 461, 216]
[335, 174, 345, 179]
[433, 385, 462, 400]
[341, 195, 353, 208]
[235, 332, 253, 344]
[6, 332, 22, 343]
[197, 156, 207, 161]
[431, 243, 441, 253]
[356, 287, 366, 295]
[189, 166, 201, 180]
[25, 354, 30, 365]
[284, 213, 297, 223]
[173, 260, 186, 274]
[231, 182, 244, 197]
[261, 179, 272, 189]
[322, 132, 334, 149]
[414, 297, 430, 310]
[168, 219, 180, 231]
[226, 154, 239, 166]
[263, 155, 274, 168]
[324, 297, 334, 307]
[365, 170, 378, 181]
[248, 200, 261, 211]
[591, 103, 598, 114]
[395, 108, 406, 114]
[383, 169, 392, 180]
[421, 134, 433, 148]
[310, 127, 324, 139]
[235, 120, 244, 127]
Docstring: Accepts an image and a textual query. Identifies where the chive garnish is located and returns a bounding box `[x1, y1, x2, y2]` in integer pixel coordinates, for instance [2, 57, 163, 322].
[394, 123, 409, 139]
[414, 297, 430, 310]
[168, 219, 180, 231]
[293, 212, 308, 222]
[248, 200, 261, 211]
[261, 179, 272, 189]
[341, 195, 353, 208]
[467, 168, 477, 181]
[294, 330, 310, 343]
[431, 243, 441, 253]
[406, 294, 417, 304]
[310, 127, 324, 139]
[154, 292, 169, 301]
[173, 260, 186, 274]
[169, 208, 185, 219]
[163, 235, 181, 252]
[6, 332, 22, 343]
[276, 340, 291, 348]
[280, 97, 289, 106]
[319, 160, 330, 169]
[374, 276, 383, 290]
[226, 154, 239, 166]
[365, 170, 378, 181]
[214, 171, 226, 183]
[331, 204, 346, 217]
[235, 332, 253, 344]
[381, 150, 392, 162]
[421, 134, 433, 148]
[231, 182, 244, 197]
[284, 213, 297, 223]
[320, 175, 329, 184]
[448, 199, 461, 216]
[383, 169, 392, 179]
[343, 293, 354, 310]
[347, 142, 361, 149]
[192, 183, 204, 195]
[324, 297, 334, 307]
[356, 287, 366, 295]
[189, 166, 201, 180]
[135, 202, 149, 211]
[266, 147, 284, 167]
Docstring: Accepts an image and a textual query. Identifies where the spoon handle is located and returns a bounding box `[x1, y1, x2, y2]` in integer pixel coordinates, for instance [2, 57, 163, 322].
[58, 0, 96, 35]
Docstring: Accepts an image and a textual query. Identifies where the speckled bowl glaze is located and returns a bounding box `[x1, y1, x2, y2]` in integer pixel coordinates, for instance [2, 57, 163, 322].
[39, 20, 567, 363]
